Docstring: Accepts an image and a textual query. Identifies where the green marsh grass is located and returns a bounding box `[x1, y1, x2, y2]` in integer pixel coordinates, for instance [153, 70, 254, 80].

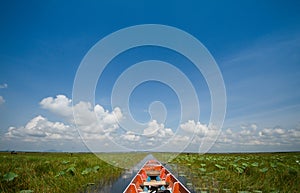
[1, 152, 299, 192]
[0, 152, 146, 193]
[166, 152, 300, 193]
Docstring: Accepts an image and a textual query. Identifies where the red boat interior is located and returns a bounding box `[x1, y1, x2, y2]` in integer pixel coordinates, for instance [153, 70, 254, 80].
[123, 160, 190, 193]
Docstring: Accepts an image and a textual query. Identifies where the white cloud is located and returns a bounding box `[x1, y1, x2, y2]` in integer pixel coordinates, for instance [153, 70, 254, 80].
[122, 131, 141, 141]
[114, 120, 175, 150]
[6, 115, 75, 142]
[4, 94, 300, 152]
[217, 124, 300, 147]
[39, 95, 123, 137]
[4, 94, 149, 151]
[143, 120, 174, 138]
[0, 83, 8, 89]
[40, 95, 72, 118]
[180, 120, 219, 138]
[259, 127, 285, 136]
[250, 124, 257, 130]
[170, 135, 190, 144]
[0, 96, 5, 105]
[74, 103, 122, 138]
[5, 95, 125, 148]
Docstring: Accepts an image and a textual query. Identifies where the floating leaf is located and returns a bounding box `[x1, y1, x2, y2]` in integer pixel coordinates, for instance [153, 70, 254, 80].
[215, 164, 225, 169]
[81, 168, 92, 175]
[3, 172, 18, 182]
[251, 162, 259, 167]
[20, 190, 34, 193]
[66, 167, 76, 175]
[61, 160, 70, 164]
[199, 168, 206, 172]
[259, 167, 269, 173]
[55, 171, 65, 177]
[235, 167, 244, 173]
[93, 165, 100, 172]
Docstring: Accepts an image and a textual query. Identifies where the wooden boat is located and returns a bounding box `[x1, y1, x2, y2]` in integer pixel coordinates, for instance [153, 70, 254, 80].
[123, 159, 190, 193]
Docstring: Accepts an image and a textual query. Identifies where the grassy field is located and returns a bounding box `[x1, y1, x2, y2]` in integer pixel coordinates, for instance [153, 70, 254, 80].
[157, 152, 300, 193]
[0, 152, 146, 193]
[1, 152, 299, 193]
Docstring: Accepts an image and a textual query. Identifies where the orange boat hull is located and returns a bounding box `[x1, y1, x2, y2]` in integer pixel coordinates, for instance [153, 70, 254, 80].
[123, 159, 190, 193]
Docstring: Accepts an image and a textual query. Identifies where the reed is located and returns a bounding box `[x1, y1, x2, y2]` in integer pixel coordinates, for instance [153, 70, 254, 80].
[0, 152, 145, 193]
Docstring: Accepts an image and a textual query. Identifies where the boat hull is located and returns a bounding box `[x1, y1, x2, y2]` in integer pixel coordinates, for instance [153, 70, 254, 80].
[123, 159, 190, 193]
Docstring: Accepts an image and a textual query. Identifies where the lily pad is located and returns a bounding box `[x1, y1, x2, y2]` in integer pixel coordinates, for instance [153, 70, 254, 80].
[66, 166, 76, 175]
[259, 167, 269, 173]
[199, 168, 206, 172]
[3, 172, 18, 182]
[20, 190, 34, 193]
[215, 164, 225, 169]
[61, 160, 70, 164]
[55, 171, 65, 177]
[235, 167, 244, 173]
[251, 162, 259, 167]
[81, 168, 92, 175]
[93, 165, 100, 172]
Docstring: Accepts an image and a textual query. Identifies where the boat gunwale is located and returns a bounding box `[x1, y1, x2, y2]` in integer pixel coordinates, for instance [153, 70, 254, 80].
[123, 158, 190, 193]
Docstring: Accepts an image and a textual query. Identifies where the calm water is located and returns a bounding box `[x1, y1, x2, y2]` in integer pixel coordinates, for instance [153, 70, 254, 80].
[97, 154, 154, 192]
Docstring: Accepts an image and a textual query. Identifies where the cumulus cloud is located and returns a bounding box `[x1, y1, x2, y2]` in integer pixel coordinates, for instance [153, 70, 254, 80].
[180, 120, 210, 137]
[0, 83, 8, 89]
[177, 122, 300, 152]
[4, 94, 300, 152]
[0, 83, 8, 105]
[179, 120, 222, 153]
[122, 131, 141, 141]
[7, 94, 177, 151]
[180, 120, 221, 141]
[115, 120, 175, 150]
[74, 102, 123, 140]
[40, 95, 73, 118]
[5, 95, 124, 147]
[143, 120, 174, 138]
[0, 96, 5, 105]
[6, 115, 75, 142]
[217, 124, 300, 147]
[39, 95, 123, 138]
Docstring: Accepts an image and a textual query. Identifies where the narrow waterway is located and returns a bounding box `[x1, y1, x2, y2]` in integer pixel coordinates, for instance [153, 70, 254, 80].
[97, 154, 155, 192]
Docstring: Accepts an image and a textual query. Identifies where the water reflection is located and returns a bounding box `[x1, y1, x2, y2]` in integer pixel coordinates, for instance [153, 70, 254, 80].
[98, 154, 155, 192]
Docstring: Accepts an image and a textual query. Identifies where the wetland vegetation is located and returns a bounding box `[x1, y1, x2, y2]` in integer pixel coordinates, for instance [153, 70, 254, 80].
[1, 152, 299, 192]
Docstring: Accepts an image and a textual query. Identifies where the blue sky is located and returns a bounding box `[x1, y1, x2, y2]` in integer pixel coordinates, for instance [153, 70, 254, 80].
[0, 0, 299, 152]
